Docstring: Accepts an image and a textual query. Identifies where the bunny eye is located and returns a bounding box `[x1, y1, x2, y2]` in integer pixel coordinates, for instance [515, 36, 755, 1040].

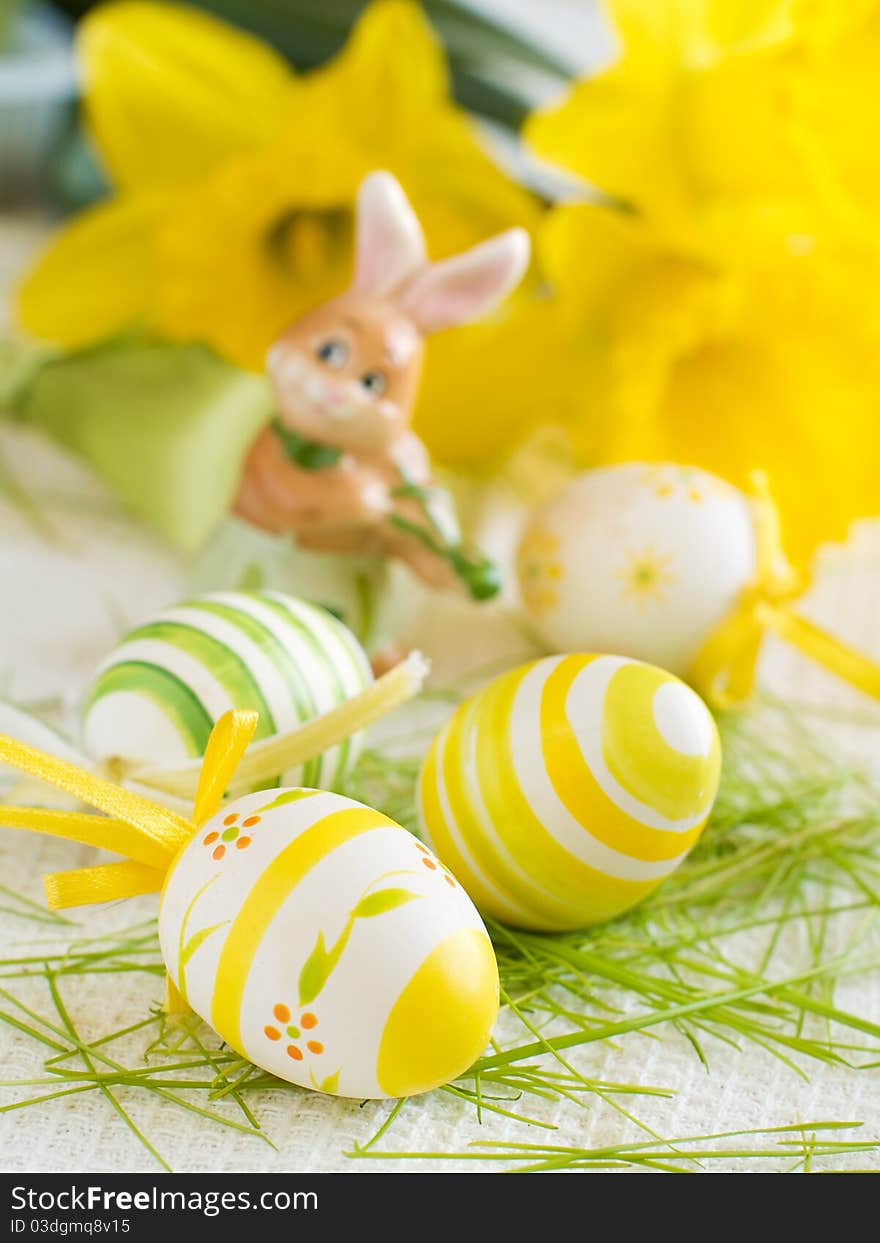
[360, 370, 387, 397]
[316, 339, 348, 369]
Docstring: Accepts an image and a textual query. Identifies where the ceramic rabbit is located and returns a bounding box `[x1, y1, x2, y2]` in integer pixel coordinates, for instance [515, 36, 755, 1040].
[234, 171, 530, 597]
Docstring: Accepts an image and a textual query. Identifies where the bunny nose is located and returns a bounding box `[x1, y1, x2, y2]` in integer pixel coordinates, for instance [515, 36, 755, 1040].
[317, 381, 359, 418]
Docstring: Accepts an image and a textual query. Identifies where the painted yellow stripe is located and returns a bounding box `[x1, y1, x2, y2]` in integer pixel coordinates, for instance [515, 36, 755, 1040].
[602, 663, 719, 819]
[443, 679, 577, 928]
[377, 928, 498, 1097]
[541, 657, 707, 863]
[418, 728, 513, 922]
[476, 664, 657, 928]
[425, 711, 547, 929]
[210, 805, 394, 1054]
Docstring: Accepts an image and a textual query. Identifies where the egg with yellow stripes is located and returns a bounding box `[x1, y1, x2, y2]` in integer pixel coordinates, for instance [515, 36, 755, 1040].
[159, 787, 499, 1099]
[417, 654, 721, 931]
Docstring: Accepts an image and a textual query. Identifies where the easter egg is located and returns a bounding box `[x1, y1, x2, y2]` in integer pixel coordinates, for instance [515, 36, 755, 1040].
[159, 788, 498, 1099]
[517, 464, 756, 676]
[83, 591, 372, 786]
[417, 654, 721, 931]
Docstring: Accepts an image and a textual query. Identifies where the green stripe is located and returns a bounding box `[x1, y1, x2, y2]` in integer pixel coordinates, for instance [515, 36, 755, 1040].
[126, 621, 276, 741]
[84, 661, 214, 758]
[186, 599, 322, 786]
[258, 595, 359, 790]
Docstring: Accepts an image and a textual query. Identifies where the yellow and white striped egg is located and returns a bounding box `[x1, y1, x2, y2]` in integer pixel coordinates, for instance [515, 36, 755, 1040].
[418, 654, 721, 931]
[518, 464, 756, 676]
[159, 788, 499, 1099]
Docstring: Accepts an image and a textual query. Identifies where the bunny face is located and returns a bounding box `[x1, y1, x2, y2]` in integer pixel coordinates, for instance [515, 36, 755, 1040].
[264, 171, 531, 457]
[267, 292, 423, 453]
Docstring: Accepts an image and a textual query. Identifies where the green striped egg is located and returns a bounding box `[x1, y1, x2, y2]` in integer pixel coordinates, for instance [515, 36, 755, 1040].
[83, 591, 373, 788]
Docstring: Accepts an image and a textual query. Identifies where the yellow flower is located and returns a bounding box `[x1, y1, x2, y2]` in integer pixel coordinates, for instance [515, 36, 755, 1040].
[18, 0, 540, 373]
[521, 2, 880, 562]
[525, 0, 819, 259]
[538, 202, 880, 567]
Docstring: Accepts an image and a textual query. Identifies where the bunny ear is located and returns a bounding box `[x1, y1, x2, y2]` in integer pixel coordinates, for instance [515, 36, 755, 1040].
[397, 228, 530, 333]
[352, 171, 427, 298]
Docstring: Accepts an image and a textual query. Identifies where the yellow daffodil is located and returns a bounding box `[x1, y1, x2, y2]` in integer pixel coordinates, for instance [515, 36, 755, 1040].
[525, 0, 820, 260]
[538, 202, 880, 566]
[18, 0, 541, 374]
[521, 0, 880, 561]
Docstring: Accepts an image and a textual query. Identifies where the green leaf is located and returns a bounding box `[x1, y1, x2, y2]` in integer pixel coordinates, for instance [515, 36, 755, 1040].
[298, 932, 332, 1007]
[319, 1069, 341, 1095]
[353, 889, 420, 919]
[258, 789, 319, 814]
[180, 921, 229, 969]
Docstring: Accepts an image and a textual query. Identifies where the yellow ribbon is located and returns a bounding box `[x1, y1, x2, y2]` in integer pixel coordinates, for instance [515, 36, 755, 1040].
[0, 709, 258, 911]
[690, 472, 880, 708]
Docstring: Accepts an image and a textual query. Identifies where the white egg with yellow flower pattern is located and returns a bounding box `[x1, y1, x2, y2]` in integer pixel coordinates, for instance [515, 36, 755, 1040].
[418, 654, 721, 931]
[517, 464, 756, 677]
[159, 788, 498, 1099]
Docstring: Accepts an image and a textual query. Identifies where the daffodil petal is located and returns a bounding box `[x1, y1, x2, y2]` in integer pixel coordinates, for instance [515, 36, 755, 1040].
[415, 297, 563, 470]
[540, 203, 660, 320]
[79, 0, 292, 189]
[793, 0, 878, 50]
[17, 191, 171, 347]
[147, 0, 540, 370]
[526, 0, 805, 248]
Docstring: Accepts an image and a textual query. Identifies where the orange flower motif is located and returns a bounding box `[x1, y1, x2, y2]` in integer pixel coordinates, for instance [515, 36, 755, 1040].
[202, 810, 261, 860]
[264, 1002, 324, 1062]
[414, 839, 457, 889]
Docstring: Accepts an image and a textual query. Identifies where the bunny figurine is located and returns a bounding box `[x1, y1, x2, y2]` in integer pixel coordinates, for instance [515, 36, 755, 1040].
[234, 172, 530, 599]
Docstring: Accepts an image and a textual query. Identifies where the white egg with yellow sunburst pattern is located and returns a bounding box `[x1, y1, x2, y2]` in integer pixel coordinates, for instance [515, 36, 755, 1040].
[517, 464, 757, 676]
[159, 788, 498, 1099]
[418, 654, 721, 931]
